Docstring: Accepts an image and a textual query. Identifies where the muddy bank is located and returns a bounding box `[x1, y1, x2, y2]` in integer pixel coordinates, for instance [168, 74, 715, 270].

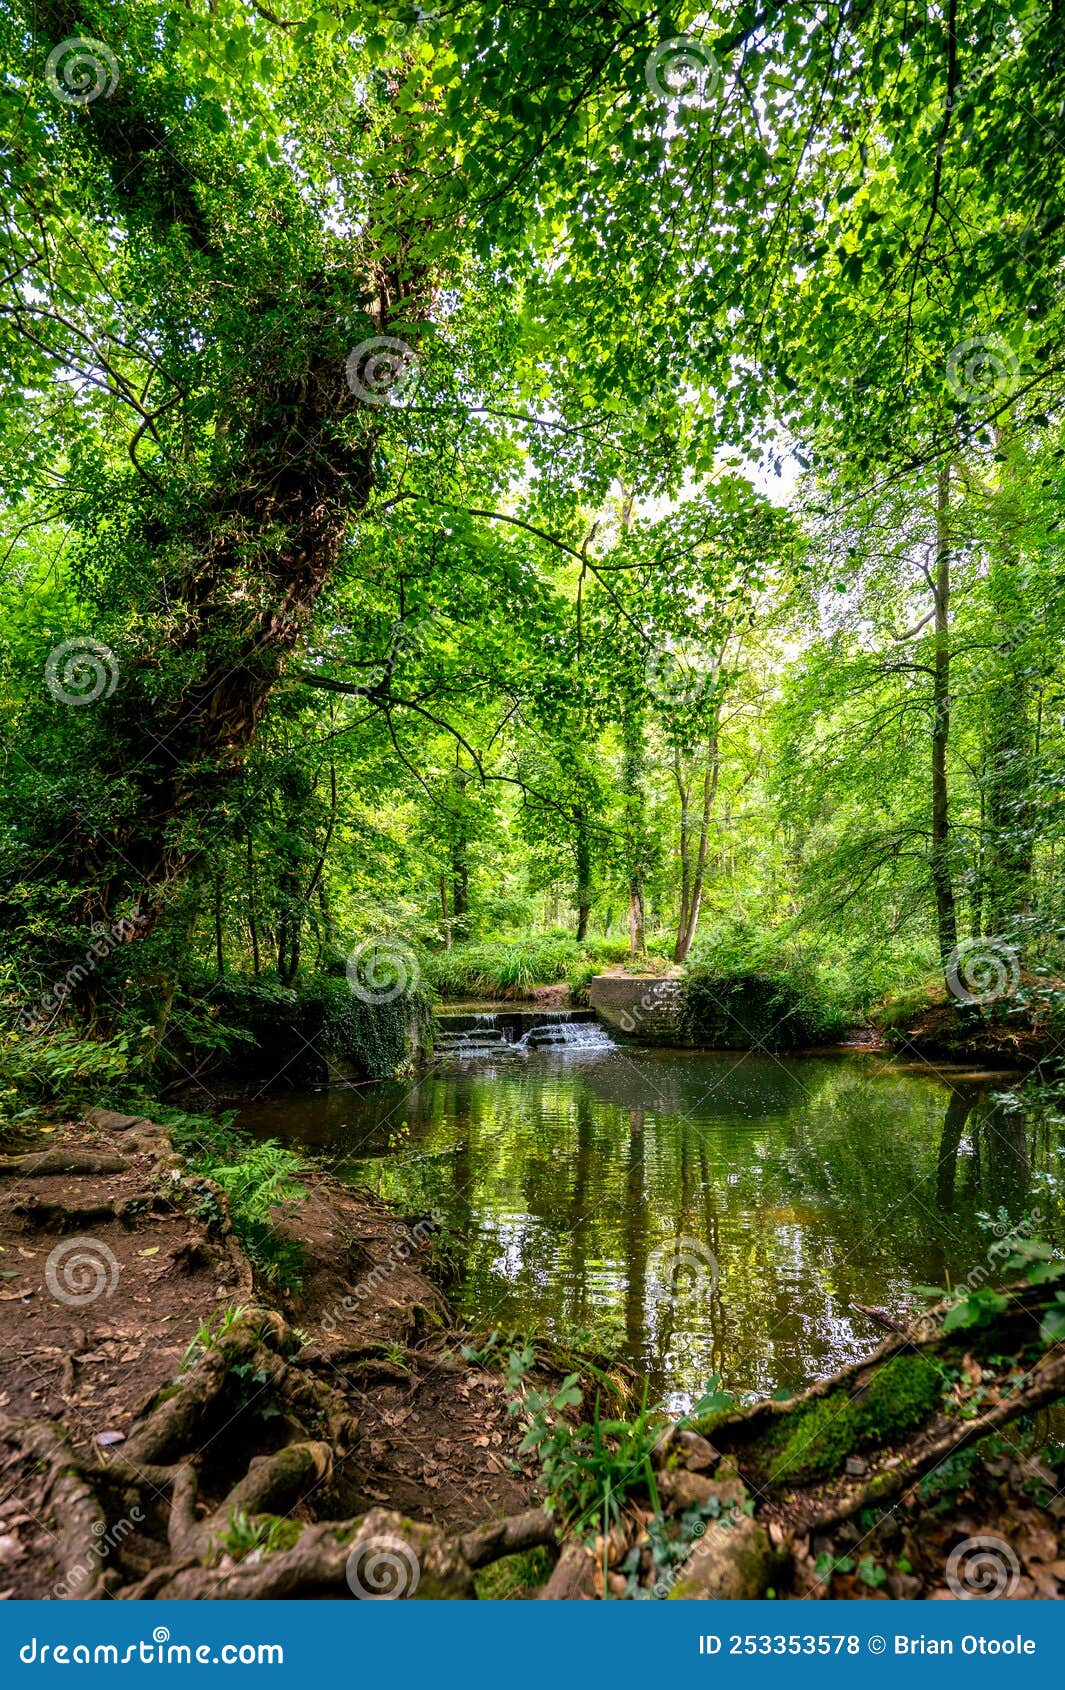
[0, 1108, 549, 1598]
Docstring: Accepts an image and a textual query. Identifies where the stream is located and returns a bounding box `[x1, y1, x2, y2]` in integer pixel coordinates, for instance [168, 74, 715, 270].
[236, 1013, 1055, 1411]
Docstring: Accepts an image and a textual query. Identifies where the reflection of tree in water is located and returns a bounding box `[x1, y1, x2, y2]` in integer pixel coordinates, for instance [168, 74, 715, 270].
[935, 1086, 1031, 1221]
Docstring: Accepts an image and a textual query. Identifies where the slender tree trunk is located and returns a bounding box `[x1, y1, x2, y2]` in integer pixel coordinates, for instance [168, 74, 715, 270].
[984, 434, 1033, 943]
[673, 748, 691, 955]
[450, 757, 469, 933]
[214, 869, 225, 977]
[246, 831, 261, 976]
[674, 731, 720, 963]
[575, 812, 592, 942]
[621, 708, 647, 957]
[930, 463, 959, 979]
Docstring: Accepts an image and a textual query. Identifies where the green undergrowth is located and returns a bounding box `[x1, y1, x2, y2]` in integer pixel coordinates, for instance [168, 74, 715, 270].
[678, 970, 848, 1051]
[159, 1107, 310, 1292]
[473, 1546, 554, 1599]
[190, 971, 433, 1084]
[429, 931, 671, 1000]
[0, 1027, 131, 1128]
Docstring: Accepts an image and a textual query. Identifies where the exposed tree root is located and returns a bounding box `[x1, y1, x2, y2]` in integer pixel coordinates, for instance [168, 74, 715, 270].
[460, 1507, 558, 1569]
[0, 1150, 131, 1177]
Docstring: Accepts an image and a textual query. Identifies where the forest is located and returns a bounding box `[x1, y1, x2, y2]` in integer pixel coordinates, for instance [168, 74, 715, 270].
[1, 0, 1065, 1607]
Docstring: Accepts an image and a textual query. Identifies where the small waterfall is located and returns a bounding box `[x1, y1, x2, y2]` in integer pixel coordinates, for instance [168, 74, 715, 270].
[434, 1007, 614, 1061]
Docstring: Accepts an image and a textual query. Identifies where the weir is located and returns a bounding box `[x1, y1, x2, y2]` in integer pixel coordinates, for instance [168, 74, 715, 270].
[433, 1007, 615, 1058]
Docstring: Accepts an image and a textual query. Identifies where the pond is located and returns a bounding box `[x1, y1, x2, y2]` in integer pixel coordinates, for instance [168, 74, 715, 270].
[236, 1039, 1051, 1411]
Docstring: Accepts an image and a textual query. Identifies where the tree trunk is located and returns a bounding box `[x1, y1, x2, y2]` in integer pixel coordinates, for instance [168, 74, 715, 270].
[673, 729, 720, 963]
[621, 707, 647, 957]
[930, 463, 959, 980]
[984, 435, 1033, 944]
[246, 831, 261, 976]
[214, 870, 225, 977]
[575, 812, 592, 942]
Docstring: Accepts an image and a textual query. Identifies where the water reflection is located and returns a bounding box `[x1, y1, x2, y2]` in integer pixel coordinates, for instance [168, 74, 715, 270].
[237, 1051, 1057, 1408]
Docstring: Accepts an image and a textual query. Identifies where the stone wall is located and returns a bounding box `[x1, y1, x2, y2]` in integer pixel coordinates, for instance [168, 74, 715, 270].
[588, 974, 683, 1040]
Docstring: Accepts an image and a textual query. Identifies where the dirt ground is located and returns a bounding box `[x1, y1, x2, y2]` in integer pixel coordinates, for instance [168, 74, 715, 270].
[0, 1109, 532, 1598]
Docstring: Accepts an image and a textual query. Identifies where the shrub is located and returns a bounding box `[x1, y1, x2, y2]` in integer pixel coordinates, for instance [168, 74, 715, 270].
[678, 969, 848, 1050]
[181, 972, 432, 1085]
[0, 1028, 131, 1122]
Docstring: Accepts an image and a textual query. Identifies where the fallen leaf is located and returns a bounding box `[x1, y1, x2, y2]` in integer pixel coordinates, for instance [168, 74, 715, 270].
[137, 1247, 160, 1258]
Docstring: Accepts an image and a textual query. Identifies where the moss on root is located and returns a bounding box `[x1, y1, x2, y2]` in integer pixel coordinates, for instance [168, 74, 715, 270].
[764, 1354, 944, 1483]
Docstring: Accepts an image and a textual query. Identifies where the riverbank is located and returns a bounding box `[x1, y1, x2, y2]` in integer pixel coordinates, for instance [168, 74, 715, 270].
[1, 1104, 1063, 1601]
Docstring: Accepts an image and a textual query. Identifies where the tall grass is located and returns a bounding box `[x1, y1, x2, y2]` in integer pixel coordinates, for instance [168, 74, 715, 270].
[431, 934, 582, 998]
